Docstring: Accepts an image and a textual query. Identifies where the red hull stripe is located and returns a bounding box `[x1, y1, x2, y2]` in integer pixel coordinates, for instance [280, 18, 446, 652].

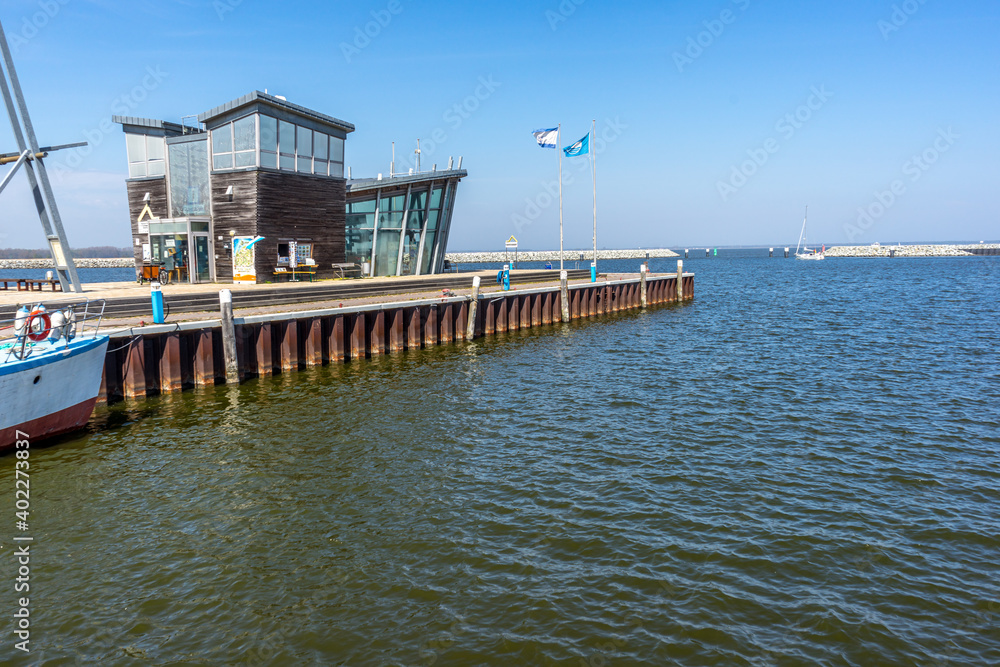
[0, 397, 98, 453]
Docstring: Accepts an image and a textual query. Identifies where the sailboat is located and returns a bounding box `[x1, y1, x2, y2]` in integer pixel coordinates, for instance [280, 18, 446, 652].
[795, 206, 824, 260]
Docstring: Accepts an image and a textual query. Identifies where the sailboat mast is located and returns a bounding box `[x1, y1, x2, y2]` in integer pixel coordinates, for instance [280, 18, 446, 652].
[795, 205, 808, 256]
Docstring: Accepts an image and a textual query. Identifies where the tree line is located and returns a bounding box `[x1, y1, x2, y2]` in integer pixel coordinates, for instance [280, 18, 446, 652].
[0, 246, 132, 259]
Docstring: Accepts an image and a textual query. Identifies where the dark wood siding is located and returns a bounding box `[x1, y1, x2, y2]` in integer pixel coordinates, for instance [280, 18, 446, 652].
[256, 172, 346, 280]
[126, 177, 167, 274]
[209, 171, 260, 281]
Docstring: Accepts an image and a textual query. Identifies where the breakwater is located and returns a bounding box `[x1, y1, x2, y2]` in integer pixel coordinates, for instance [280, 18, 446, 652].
[97, 272, 693, 403]
[446, 248, 679, 263]
[0, 258, 133, 269]
[825, 244, 1000, 258]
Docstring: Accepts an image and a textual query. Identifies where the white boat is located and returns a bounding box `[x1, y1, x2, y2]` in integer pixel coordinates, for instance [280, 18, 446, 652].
[795, 206, 825, 260]
[0, 301, 108, 451]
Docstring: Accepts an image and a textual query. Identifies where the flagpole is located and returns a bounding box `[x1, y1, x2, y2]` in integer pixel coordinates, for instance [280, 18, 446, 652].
[558, 123, 563, 271]
[591, 118, 597, 272]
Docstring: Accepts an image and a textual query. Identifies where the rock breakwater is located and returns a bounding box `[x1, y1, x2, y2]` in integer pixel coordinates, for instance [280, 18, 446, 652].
[825, 244, 1000, 258]
[446, 248, 679, 263]
[0, 258, 133, 270]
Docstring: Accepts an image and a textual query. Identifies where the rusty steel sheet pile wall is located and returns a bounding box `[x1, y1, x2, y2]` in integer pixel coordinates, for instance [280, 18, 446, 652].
[98, 275, 694, 405]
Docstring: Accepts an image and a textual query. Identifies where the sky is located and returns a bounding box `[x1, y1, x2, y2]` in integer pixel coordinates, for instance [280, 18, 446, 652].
[1, 0, 997, 252]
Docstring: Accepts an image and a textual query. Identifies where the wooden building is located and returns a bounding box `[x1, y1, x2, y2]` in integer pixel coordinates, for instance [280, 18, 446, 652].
[114, 91, 466, 284]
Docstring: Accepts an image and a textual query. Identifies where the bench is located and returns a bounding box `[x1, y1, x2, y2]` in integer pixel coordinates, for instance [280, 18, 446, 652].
[0, 278, 62, 292]
[332, 262, 363, 279]
[273, 267, 317, 282]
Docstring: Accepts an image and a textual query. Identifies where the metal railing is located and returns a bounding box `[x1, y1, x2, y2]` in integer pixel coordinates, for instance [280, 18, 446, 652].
[1, 299, 106, 362]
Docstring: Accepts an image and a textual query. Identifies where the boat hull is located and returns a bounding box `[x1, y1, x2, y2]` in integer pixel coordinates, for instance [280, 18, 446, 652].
[0, 336, 109, 452]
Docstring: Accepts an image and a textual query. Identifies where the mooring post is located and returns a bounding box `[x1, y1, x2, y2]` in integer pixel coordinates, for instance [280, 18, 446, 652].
[560, 270, 570, 323]
[640, 264, 648, 308]
[467, 275, 481, 340]
[676, 260, 684, 302]
[219, 289, 239, 384]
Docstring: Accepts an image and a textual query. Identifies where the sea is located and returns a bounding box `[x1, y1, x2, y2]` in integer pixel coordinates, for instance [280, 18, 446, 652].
[1, 251, 998, 665]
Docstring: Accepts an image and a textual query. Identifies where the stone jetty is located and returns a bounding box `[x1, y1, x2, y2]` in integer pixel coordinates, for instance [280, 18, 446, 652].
[0, 258, 133, 270]
[825, 244, 1000, 258]
[446, 248, 679, 263]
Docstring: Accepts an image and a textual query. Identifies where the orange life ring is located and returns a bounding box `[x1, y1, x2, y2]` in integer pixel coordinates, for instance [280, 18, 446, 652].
[26, 310, 51, 342]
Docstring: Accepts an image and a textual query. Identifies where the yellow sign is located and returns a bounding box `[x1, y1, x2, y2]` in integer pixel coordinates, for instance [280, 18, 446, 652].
[506, 236, 517, 244]
[137, 203, 159, 223]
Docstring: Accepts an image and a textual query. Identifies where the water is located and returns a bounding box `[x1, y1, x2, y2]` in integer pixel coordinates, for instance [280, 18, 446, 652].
[0, 267, 134, 283]
[2, 254, 999, 665]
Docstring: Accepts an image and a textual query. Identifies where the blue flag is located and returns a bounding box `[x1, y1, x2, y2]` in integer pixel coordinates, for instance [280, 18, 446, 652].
[563, 133, 589, 157]
[533, 128, 558, 149]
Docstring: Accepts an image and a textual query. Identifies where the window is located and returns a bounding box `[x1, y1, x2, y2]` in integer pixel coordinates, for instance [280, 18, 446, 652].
[126, 134, 166, 178]
[212, 116, 257, 171]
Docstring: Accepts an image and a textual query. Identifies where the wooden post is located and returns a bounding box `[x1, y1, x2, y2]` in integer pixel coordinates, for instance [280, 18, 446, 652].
[560, 270, 570, 323]
[219, 290, 239, 384]
[640, 265, 648, 308]
[676, 260, 684, 302]
[466, 275, 480, 340]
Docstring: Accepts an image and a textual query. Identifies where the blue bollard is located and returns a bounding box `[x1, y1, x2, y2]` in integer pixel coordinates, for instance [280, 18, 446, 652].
[502, 264, 510, 291]
[590, 263, 597, 282]
[151, 281, 165, 324]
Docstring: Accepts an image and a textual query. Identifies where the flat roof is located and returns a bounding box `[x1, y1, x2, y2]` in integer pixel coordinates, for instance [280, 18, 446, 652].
[197, 91, 355, 134]
[347, 169, 467, 195]
[112, 116, 202, 136]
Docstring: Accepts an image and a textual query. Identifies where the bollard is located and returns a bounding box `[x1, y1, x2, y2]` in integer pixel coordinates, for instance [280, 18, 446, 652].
[560, 270, 570, 323]
[219, 290, 240, 384]
[590, 262, 597, 283]
[151, 281, 165, 324]
[640, 264, 648, 308]
[676, 260, 684, 301]
[466, 275, 481, 340]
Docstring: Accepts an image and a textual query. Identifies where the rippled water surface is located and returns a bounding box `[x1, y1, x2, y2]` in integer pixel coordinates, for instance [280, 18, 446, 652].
[2, 254, 999, 665]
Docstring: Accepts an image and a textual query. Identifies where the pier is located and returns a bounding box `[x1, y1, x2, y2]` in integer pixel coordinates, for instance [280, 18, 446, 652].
[93, 269, 694, 405]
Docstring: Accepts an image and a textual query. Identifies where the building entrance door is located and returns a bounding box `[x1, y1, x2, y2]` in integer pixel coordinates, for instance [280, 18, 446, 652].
[192, 234, 213, 283]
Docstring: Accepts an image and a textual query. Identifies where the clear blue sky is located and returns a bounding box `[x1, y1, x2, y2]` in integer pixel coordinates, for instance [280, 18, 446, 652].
[2, 0, 997, 251]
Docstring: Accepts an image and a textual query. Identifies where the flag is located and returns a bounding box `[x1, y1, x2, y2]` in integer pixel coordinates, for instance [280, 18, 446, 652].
[563, 133, 589, 157]
[532, 128, 558, 149]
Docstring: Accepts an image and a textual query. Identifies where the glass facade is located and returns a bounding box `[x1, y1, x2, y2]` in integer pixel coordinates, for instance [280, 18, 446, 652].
[346, 180, 455, 278]
[212, 113, 345, 178]
[167, 138, 210, 218]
